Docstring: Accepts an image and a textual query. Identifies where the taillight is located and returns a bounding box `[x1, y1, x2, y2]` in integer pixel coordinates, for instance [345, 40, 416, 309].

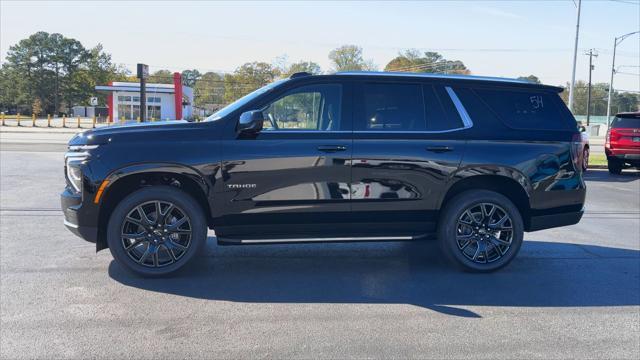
[571, 133, 583, 172]
[605, 130, 611, 147]
[609, 129, 620, 146]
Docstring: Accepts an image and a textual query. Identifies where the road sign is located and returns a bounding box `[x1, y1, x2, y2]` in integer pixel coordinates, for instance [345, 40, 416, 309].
[90, 97, 98, 106]
[137, 63, 149, 79]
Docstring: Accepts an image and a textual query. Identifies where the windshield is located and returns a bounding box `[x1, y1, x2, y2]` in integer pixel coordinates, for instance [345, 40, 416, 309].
[204, 79, 287, 122]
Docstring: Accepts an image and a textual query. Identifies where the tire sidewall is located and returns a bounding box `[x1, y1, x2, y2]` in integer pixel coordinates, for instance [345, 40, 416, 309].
[107, 186, 207, 277]
[582, 147, 589, 171]
[438, 190, 524, 272]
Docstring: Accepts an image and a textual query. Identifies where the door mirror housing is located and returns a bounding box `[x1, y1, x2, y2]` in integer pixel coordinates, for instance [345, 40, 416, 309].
[578, 125, 587, 133]
[237, 110, 264, 135]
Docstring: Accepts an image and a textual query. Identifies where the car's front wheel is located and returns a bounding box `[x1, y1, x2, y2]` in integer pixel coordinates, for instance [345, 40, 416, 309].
[107, 186, 207, 277]
[438, 190, 524, 272]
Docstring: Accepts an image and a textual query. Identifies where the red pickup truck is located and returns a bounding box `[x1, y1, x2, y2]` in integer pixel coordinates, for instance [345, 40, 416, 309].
[606, 112, 640, 174]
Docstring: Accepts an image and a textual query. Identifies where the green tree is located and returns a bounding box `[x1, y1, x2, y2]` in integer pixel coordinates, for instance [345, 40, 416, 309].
[148, 70, 173, 84]
[328, 45, 376, 72]
[4, 31, 90, 114]
[32, 97, 42, 116]
[517, 75, 541, 84]
[223, 62, 280, 103]
[68, 44, 129, 106]
[384, 49, 469, 74]
[181, 69, 201, 87]
[194, 71, 224, 109]
[283, 60, 322, 77]
[559, 81, 639, 116]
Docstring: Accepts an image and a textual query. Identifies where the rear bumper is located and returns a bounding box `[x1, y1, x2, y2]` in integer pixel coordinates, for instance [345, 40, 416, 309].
[605, 147, 640, 159]
[527, 208, 584, 232]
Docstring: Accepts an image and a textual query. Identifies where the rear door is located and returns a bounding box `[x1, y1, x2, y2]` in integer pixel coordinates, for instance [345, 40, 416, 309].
[350, 80, 469, 236]
[216, 81, 353, 239]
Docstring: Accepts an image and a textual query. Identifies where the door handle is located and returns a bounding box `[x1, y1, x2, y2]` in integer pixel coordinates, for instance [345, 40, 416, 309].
[426, 146, 454, 153]
[317, 145, 347, 152]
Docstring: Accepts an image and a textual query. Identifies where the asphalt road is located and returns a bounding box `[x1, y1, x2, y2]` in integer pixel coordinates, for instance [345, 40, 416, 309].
[1, 145, 639, 359]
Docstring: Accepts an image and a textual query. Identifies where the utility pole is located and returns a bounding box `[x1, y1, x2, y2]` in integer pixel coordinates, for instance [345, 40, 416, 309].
[585, 49, 598, 126]
[137, 63, 149, 122]
[606, 31, 639, 126]
[568, 0, 582, 112]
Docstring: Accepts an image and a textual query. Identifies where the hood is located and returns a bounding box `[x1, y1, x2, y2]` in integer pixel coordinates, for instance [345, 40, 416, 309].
[68, 120, 218, 146]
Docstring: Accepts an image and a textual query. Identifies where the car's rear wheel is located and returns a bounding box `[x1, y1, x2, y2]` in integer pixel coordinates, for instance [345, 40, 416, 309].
[607, 157, 623, 175]
[107, 186, 207, 277]
[438, 190, 524, 272]
[582, 146, 589, 172]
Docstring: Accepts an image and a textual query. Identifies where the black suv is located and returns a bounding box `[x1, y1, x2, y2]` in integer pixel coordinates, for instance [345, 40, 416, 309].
[62, 72, 585, 276]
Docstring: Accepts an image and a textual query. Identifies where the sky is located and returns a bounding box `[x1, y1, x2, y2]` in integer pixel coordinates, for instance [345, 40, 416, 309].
[1, 0, 639, 91]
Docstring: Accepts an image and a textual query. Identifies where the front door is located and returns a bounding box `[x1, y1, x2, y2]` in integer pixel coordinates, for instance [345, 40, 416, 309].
[216, 82, 353, 239]
[350, 81, 468, 236]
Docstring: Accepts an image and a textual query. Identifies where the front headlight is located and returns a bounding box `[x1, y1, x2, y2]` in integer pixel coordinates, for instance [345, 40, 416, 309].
[65, 145, 97, 193]
[66, 162, 83, 192]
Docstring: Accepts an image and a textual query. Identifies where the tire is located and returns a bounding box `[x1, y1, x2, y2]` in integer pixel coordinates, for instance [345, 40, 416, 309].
[582, 147, 589, 172]
[107, 186, 207, 277]
[437, 190, 524, 273]
[607, 157, 622, 175]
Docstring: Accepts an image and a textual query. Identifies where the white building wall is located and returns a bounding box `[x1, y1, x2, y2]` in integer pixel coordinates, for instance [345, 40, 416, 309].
[107, 82, 193, 121]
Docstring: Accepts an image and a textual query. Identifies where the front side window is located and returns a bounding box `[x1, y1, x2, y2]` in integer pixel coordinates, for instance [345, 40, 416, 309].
[262, 84, 342, 131]
[359, 83, 424, 131]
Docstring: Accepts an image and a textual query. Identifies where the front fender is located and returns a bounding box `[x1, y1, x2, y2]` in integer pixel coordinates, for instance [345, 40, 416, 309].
[101, 162, 210, 197]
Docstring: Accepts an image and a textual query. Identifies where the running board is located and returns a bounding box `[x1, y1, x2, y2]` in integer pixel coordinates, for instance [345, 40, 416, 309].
[218, 235, 418, 245]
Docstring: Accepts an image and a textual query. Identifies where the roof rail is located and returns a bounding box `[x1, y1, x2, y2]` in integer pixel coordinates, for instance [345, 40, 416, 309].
[289, 72, 312, 79]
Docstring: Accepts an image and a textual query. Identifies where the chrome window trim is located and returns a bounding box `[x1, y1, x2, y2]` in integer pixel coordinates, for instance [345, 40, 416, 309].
[445, 86, 474, 128]
[260, 130, 352, 134]
[353, 128, 467, 134]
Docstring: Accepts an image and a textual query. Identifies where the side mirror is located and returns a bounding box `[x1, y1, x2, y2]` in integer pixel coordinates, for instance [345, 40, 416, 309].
[579, 125, 587, 133]
[237, 110, 264, 135]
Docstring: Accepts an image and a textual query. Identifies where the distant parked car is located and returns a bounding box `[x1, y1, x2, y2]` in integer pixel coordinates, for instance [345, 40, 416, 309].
[605, 112, 640, 174]
[577, 123, 590, 171]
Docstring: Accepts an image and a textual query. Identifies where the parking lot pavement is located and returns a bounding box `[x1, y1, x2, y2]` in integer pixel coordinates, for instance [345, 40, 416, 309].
[1, 149, 639, 359]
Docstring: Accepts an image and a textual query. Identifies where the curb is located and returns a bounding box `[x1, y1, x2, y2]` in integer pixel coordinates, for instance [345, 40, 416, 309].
[587, 165, 607, 169]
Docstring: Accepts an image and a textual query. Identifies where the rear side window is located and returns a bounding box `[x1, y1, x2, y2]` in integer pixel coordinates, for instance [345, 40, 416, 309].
[475, 88, 571, 130]
[425, 85, 464, 131]
[611, 116, 639, 128]
[360, 83, 425, 131]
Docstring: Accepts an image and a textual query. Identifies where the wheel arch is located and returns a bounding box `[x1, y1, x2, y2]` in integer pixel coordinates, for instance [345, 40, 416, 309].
[439, 174, 532, 229]
[95, 163, 212, 251]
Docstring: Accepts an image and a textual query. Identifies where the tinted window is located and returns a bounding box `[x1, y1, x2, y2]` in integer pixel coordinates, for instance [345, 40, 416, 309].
[475, 88, 571, 130]
[359, 83, 425, 131]
[611, 116, 639, 128]
[425, 85, 464, 131]
[262, 84, 342, 131]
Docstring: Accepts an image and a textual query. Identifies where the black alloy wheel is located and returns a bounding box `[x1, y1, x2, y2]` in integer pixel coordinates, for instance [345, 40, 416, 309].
[107, 186, 206, 277]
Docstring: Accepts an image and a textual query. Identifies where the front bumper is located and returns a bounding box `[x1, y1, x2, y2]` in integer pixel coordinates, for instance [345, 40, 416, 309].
[61, 188, 98, 243]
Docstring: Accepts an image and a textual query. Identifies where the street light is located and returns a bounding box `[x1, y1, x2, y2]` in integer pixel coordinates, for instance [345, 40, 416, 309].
[568, 0, 582, 112]
[606, 31, 640, 125]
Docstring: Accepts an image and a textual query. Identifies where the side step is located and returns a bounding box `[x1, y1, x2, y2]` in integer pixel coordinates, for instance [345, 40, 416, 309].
[217, 235, 423, 245]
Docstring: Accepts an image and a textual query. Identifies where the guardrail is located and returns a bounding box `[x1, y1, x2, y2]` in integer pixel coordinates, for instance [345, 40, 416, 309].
[0, 113, 186, 129]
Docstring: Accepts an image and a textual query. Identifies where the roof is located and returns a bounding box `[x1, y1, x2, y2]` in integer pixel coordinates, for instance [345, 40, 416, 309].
[328, 71, 562, 91]
[95, 81, 193, 94]
[615, 111, 640, 118]
[95, 85, 176, 94]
